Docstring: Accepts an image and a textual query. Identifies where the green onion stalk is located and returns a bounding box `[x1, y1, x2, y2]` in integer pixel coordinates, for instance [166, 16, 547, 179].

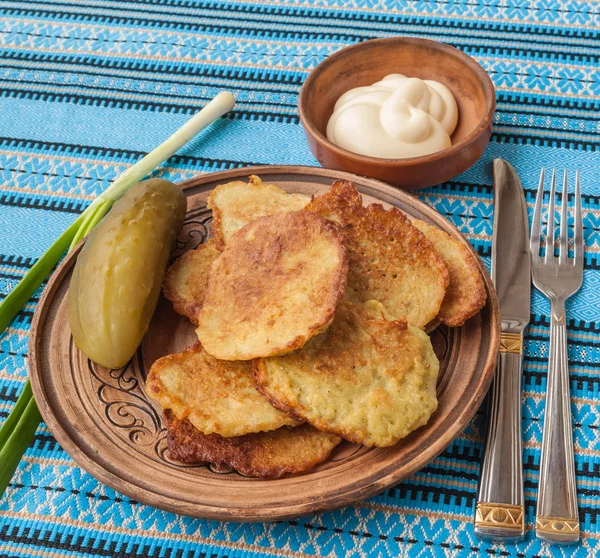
[0, 92, 236, 496]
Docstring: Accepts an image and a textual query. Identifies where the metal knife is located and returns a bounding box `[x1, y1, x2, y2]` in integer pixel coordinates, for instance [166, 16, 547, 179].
[474, 159, 530, 541]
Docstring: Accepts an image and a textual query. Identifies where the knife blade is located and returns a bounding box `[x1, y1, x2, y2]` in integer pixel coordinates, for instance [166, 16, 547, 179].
[492, 159, 531, 330]
[474, 159, 530, 542]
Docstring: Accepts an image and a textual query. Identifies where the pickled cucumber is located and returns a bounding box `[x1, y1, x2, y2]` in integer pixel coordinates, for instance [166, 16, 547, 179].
[69, 179, 186, 368]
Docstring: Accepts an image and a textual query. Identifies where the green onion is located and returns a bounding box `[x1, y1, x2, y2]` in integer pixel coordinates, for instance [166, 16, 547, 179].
[0, 380, 34, 450]
[69, 200, 111, 251]
[0, 385, 42, 491]
[0, 92, 235, 497]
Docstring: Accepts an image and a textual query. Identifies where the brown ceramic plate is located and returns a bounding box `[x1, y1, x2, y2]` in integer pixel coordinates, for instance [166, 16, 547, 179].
[29, 166, 499, 522]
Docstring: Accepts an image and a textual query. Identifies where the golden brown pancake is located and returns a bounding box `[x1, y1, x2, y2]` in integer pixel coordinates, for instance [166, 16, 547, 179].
[196, 210, 348, 361]
[164, 412, 341, 478]
[411, 219, 487, 327]
[305, 181, 448, 329]
[208, 175, 311, 248]
[162, 239, 221, 325]
[146, 343, 299, 437]
[254, 300, 439, 448]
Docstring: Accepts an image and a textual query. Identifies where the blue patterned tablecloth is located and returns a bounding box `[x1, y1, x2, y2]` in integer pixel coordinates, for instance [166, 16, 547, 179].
[1, 1, 600, 556]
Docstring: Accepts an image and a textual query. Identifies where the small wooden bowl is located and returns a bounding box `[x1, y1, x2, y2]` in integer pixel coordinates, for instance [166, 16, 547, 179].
[298, 37, 495, 191]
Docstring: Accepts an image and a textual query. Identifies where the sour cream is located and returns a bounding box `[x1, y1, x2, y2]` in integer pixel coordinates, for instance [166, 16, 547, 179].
[326, 74, 458, 159]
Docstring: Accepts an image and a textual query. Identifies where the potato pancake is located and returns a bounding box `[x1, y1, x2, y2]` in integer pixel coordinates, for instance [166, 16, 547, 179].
[146, 343, 299, 437]
[411, 219, 487, 327]
[305, 181, 448, 329]
[254, 300, 439, 447]
[209, 175, 310, 248]
[162, 239, 221, 325]
[196, 210, 348, 360]
[164, 411, 340, 479]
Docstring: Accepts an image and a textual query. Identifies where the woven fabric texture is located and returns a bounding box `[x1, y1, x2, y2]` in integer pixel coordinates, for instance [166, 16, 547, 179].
[1, 1, 600, 556]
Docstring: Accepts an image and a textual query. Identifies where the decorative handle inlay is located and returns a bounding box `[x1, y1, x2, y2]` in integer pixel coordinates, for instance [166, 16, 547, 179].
[475, 503, 524, 531]
[499, 332, 523, 354]
[536, 299, 579, 544]
[536, 516, 580, 538]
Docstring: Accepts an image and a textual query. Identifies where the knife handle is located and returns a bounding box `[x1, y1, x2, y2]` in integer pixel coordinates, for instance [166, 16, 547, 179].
[474, 333, 525, 542]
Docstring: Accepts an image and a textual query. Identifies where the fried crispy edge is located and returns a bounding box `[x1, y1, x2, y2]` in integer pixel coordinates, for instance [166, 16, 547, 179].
[146, 342, 299, 437]
[252, 307, 433, 448]
[208, 175, 293, 250]
[307, 180, 449, 327]
[164, 411, 341, 478]
[197, 210, 349, 360]
[162, 239, 221, 325]
[252, 359, 382, 446]
[253, 356, 439, 447]
[412, 219, 487, 327]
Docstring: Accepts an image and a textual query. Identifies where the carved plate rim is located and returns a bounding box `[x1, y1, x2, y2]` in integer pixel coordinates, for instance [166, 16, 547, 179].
[29, 165, 499, 522]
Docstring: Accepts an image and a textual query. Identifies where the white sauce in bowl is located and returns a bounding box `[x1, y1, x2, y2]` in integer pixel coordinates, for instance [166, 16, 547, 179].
[326, 74, 459, 159]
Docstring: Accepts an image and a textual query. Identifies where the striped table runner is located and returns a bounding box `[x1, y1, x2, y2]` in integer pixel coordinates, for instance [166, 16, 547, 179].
[1, 1, 599, 556]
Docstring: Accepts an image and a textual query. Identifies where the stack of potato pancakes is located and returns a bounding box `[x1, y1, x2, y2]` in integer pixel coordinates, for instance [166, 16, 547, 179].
[146, 176, 487, 478]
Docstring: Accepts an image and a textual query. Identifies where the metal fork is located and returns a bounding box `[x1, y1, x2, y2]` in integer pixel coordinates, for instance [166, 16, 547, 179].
[531, 169, 583, 544]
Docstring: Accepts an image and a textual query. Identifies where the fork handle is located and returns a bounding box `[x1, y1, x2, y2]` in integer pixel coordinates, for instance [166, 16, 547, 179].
[474, 336, 525, 542]
[536, 300, 580, 544]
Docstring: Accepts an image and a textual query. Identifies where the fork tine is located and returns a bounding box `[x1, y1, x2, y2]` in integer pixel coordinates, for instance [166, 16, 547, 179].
[559, 170, 569, 264]
[574, 170, 583, 268]
[530, 168, 545, 258]
[545, 169, 557, 262]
